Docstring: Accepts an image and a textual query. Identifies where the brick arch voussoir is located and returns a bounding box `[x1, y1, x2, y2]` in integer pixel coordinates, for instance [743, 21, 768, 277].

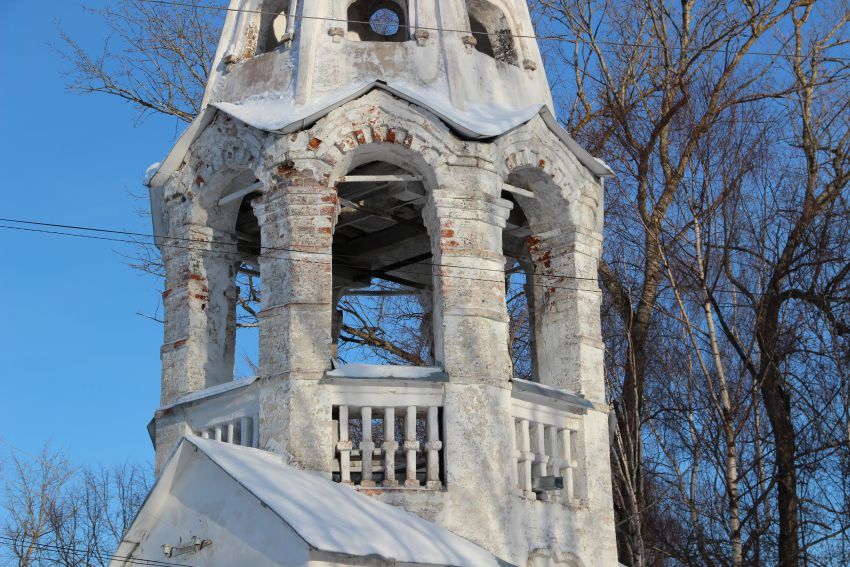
[305, 97, 457, 187]
[497, 125, 602, 235]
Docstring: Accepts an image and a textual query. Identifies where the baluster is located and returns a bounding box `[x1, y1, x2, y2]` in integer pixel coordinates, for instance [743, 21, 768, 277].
[519, 419, 534, 498]
[425, 406, 442, 488]
[382, 408, 398, 487]
[240, 417, 251, 446]
[337, 405, 353, 485]
[214, 425, 223, 442]
[227, 422, 236, 444]
[359, 406, 376, 487]
[546, 425, 561, 476]
[512, 419, 523, 494]
[560, 428, 574, 501]
[533, 422, 548, 479]
[404, 406, 420, 487]
[252, 414, 260, 448]
[201, 430, 210, 439]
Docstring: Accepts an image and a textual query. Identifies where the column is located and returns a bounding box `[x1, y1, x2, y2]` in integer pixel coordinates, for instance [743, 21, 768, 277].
[424, 169, 517, 558]
[529, 230, 605, 401]
[252, 169, 337, 471]
[160, 198, 241, 405]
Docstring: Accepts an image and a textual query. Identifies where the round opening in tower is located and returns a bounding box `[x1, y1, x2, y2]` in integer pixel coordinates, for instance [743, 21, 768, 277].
[370, 8, 400, 37]
[331, 160, 434, 367]
[347, 0, 407, 42]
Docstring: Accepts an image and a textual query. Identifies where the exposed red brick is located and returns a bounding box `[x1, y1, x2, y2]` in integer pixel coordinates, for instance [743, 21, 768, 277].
[308, 137, 322, 149]
[353, 129, 366, 144]
[538, 159, 546, 169]
[386, 128, 397, 143]
[194, 175, 205, 187]
[440, 229, 455, 238]
[403, 134, 414, 148]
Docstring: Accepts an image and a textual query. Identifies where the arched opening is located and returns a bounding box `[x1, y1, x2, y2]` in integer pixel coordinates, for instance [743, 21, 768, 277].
[465, 0, 518, 65]
[332, 160, 434, 366]
[257, 0, 291, 53]
[184, 169, 264, 386]
[347, 0, 408, 42]
[231, 190, 262, 378]
[501, 190, 536, 381]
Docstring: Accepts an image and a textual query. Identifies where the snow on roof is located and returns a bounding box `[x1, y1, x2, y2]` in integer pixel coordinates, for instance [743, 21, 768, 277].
[212, 80, 543, 139]
[187, 436, 506, 567]
[143, 162, 161, 185]
[160, 375, 258, 411]
[147, 80, 611, 190]
[511, 378, 593, 413]
[326, 363, 448, 381]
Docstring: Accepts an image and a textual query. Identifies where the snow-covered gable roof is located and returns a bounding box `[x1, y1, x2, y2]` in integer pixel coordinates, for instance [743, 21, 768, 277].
[124, 436, 508, 567]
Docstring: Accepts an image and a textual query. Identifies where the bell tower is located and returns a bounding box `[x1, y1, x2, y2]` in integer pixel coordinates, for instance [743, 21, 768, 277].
[145, 1, 618, 565]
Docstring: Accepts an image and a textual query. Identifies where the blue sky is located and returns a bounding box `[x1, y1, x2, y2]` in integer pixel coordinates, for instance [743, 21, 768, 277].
[0, 2, 187, 468]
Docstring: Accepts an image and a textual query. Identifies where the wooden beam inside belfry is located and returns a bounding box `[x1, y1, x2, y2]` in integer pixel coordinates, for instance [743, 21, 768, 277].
[502, 183, 535, 198]
[218, 181, 264, 206]
[338, 198, 427, 231]
[337, 174, 422, 183]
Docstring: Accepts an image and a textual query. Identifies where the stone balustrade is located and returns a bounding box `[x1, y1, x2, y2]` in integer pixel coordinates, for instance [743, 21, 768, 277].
[157, 367, 593, 507]
[511, 379, 590, 504]
[333, 403, 443, 489]
[197, 414, 260, 448]
[155, 376, 261, 455]
[324, 364, 447, 489]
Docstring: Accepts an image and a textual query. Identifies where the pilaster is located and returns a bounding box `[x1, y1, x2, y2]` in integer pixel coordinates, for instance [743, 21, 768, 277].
[529, 228, 605, 402]
[251, 170, 337, 471]
[160, 201, 240, 405]
[424, 177, 517, 559]
[426, 184, 514, 383]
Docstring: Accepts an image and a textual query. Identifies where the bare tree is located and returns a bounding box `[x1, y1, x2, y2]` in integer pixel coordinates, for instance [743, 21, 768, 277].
[535, 0, 849, 564]
[56, 0, 220, 123]
[1, 446, 151, 567]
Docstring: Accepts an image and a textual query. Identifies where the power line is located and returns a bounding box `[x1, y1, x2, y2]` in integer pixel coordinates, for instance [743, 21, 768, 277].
[0, 535, 191, 567]
[136, 0, 850, 61]
[0, 216, 602, 281]
[0, 222, 602, 295]
[1, 217, 834, 304]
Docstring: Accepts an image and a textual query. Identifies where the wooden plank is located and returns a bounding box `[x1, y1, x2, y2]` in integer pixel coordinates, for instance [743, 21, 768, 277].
[502, 183, 535, 198]
[338, 174, 422, 183]
[218, 181, 264, 206]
